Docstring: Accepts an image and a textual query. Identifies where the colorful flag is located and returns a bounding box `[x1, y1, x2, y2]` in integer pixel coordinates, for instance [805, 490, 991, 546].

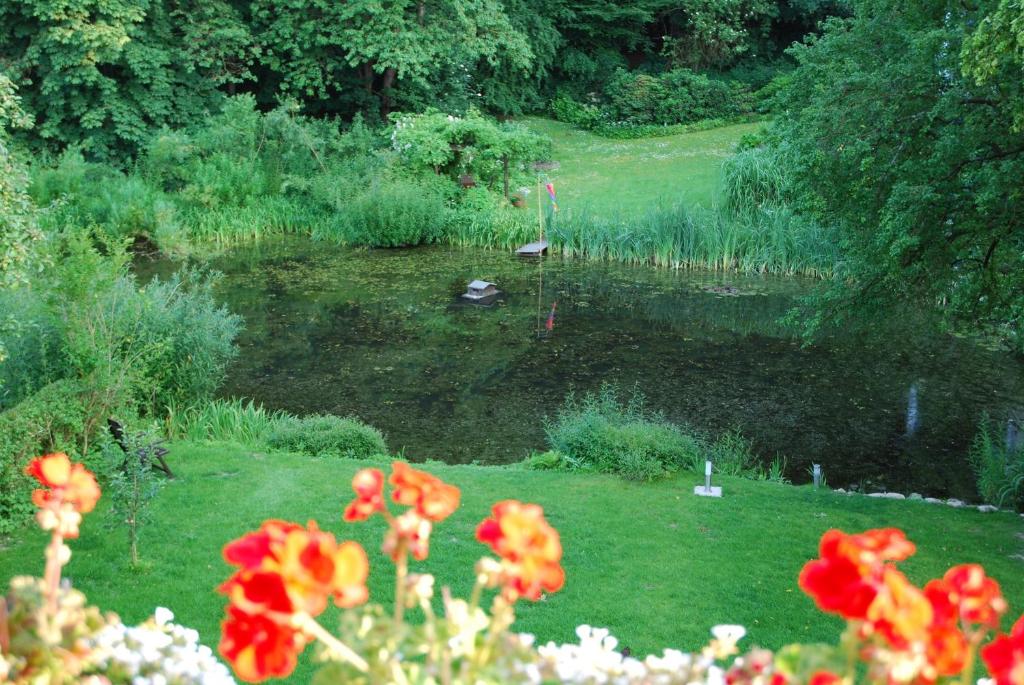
[545, 301, 557, 331]
[545, 182, 558, 212]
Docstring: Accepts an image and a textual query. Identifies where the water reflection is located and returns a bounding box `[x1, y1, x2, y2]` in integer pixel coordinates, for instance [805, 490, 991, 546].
[137, 239, 1024, 498]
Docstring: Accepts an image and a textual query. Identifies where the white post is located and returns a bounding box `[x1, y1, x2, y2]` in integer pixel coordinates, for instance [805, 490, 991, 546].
[704, 460, 712, 493]
[813, 464, 822, 489]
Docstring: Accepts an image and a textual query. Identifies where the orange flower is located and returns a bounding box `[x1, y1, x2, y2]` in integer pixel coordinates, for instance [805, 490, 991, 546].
[925, 624, 969, 677]
[25, 453, 100, 514]
[476, 500, 564, 601]
[382, 510, 432, 561]
[981, 614, 1024, 685]
[866, 567, 933, 649]
[219, 605, 303, 683]
[221, 521, 369, 616]
[343, 468, 386, 521]
[798, 528, 915, 620]
[389, 461, 460, 522]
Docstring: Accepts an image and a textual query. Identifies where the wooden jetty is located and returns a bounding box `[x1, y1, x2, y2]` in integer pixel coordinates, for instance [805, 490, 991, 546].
[515, 240, 549, 257]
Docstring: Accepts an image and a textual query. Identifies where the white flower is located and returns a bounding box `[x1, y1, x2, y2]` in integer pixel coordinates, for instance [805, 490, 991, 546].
[154, 607, 174, 626]
[711, 625, 746, 643]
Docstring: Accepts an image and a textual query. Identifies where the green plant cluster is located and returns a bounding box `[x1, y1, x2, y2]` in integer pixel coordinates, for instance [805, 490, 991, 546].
[167, 398, 386, 460]
[969, 416, 1024, 512]
[549, 66, 770, 138]
[539, 384, 767, 482]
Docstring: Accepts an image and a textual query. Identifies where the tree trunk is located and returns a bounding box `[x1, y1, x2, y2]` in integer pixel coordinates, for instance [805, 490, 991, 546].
[380, 67, 397, 119]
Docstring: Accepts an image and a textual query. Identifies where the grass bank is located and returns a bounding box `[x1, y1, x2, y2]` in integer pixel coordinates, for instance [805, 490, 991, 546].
[522, 118, 763, 214]
[1, 442, 1021, 683]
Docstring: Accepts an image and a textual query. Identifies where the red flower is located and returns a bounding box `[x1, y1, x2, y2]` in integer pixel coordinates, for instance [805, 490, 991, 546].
[382, 510, 432, 561]
[807, 671, 840, 685]
[219, 605, 303, 683]
[25, 453, 100, 514]
[982, 614, 1024, 685]
[476, 500, 564, 601]
[798, 528, 915, 620]
[343, 468, 385, 522]
[389, 461, 460, 522]
[221, 521, 369, 617]
[940, 564, 1007, 629]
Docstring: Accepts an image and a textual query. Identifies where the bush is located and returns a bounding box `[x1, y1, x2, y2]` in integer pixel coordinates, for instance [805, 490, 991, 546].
[0, 379, 98, 534]
[267, 414, 387, 459]
[605, 68, 747, 126]
[544, 384, 703, 479]
[707, 429, 760, 477]
[549, 96, 604, 130]
[340, 178, 447, 247]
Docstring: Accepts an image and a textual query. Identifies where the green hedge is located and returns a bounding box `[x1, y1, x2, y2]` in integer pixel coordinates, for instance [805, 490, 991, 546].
[0, 380, 97, 535]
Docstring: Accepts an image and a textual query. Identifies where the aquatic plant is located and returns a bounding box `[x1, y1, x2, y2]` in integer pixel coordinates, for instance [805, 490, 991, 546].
[543, 383, 704, 479]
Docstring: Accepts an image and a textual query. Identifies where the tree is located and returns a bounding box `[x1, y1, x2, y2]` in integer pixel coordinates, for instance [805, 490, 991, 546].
[251, 0, 534, 119]
[0, 0, 253, 158]
[766, 0, 1024, 351]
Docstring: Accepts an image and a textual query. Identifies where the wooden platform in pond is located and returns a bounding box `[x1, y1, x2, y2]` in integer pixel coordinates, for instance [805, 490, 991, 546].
[516, 240, 549, 256]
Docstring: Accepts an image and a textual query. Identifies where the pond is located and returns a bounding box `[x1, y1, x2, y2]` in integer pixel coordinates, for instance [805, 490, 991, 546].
[141, 239, 1024, 499]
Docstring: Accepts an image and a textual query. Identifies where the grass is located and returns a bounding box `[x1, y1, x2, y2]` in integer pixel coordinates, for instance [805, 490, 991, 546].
[521, 118, 764, 215]
[2, 441, 1022, 684]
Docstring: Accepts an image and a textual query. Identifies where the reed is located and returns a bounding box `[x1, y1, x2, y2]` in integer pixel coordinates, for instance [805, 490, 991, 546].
[166, 398, 285, 444]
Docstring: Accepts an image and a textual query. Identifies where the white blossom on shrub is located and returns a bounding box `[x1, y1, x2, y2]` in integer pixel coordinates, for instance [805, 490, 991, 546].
[87, 608, 236, 685]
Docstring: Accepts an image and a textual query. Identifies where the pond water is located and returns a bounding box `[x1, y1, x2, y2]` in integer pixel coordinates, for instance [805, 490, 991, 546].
[141, 239, 1024, 498]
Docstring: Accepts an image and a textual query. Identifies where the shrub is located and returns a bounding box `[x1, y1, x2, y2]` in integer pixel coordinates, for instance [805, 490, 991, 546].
[604, 68, 746, 126]
[0, 379, 98, 534]
[544, 384, 703, 479]
[523, 450, 565, 471]
[549, 95, 604, 130]
[267, 414, 387, 458]
[707, 428, 760, 477]
[340, 178, 447, 247]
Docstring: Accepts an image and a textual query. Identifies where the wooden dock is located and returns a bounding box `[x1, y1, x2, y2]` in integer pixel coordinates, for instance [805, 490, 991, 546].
[515, 240, 549, 257]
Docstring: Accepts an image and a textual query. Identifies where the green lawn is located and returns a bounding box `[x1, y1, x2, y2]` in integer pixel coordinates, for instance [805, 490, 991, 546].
[521, 118, 763, 216]
[2, 442, 1022, 683]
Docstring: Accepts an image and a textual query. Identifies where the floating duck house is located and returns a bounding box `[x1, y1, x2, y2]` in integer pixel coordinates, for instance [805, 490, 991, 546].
[461, 280, 499, 303]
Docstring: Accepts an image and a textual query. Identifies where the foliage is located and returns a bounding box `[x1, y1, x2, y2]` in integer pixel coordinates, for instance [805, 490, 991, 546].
[166, 398, 287, 445]
[760, 0, 1024, 351]
[266, 414, 387, 459]
[390, 109, 549, 186]
[0, 0, 253, 158]
[339, 177, 447, 247]
[603, 69, 750, 126]
[544, 384, 704, 480]
[0, 380, 94, 535]
[969, 416, 1024, 512]
[103, 431, 165, 565]
[707, 429, 760, 477]
[549, 69, 757, 137]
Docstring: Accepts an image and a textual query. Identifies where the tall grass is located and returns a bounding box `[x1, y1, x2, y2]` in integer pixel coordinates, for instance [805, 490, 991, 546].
[543, 203, 836, 277]
[166, 398, 284, 444]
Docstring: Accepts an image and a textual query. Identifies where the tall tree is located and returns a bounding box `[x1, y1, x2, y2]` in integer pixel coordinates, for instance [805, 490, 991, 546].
[0, 0, 254, 158]
[769, 0, 1024, 350]
[251, 0, 533, 119]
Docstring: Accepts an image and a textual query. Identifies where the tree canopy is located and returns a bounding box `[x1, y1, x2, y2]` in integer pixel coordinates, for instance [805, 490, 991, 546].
[766, 0, 1023, 350]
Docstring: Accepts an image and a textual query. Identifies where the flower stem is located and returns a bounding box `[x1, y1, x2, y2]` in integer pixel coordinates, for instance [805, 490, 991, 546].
[293, 613, 369, 673]
[394, 541, 409, 627]
[43, 527, 64, 615]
